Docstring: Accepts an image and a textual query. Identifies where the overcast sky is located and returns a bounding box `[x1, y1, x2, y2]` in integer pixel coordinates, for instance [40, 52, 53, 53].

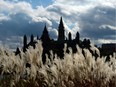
[0, 0, 116, 49]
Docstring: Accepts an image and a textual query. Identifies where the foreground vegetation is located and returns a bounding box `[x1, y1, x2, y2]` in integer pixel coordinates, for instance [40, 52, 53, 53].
[0, 41, 116, 87]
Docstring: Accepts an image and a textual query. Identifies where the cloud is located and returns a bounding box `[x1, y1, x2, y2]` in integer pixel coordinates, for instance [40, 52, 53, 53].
[49, 0, 116, 44]
[0, 0, 55, 48]
[99, 25, 116, 30]
[78, 5, 116, 40]
[0, 13, 10, 21]
[98, 39, 116, 44]
[0, 0, 116, 49]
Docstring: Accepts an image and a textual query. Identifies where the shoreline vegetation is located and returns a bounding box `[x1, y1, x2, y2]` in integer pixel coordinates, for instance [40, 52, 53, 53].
[0, 41, 116, 87]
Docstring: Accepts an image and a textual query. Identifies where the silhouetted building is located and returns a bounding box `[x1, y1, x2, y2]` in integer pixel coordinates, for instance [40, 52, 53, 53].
[23, 35, 27, 52]
[16, 17, 115, 64]
[37, 35, 39, 40]
[19, 17, 92, 63]
[15, 47, 20, 55]
[41, 25, 51, 43]
[100, 43, 116, 61]
[68, 32, 72, 41]
[40, 24, 51, 64]
[102, 44, 116, 53]
[28, 34, 37, 49]
[58, 17, 65, 41]
[75, 31, 80, 44]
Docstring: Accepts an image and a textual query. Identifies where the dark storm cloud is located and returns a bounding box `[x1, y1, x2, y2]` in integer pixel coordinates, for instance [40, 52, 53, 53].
[0, 13, 45, 38]
[0, 0, 116, 49]
[78, 6, 116, 41]
[0, 13, 49, 49]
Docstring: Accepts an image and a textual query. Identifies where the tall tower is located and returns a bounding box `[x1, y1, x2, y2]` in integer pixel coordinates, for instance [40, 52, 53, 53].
[23, 35, 27, 52]
[68, 32, 72, 41]
[40, 24, 50, 42]
[30, 34, 34, 43]
[58, 17, 65, 41]
[75, 31, 80, 44]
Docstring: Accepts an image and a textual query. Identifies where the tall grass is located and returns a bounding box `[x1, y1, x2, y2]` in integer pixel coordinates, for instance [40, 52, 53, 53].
[0, 41, 115, 87]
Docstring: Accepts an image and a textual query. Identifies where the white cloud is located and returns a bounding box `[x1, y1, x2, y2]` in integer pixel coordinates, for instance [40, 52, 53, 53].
[99, 25, 116, 30]
[0, 13, 10, 21]
[0, 0, 52, 25]
[0, 0, 116, 48]
[98, 39, 116, 44]
[54, 0, 116, 6]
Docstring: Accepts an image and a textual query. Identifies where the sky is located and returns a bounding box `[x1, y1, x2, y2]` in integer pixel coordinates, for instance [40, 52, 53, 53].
[0, 0, 116, 49]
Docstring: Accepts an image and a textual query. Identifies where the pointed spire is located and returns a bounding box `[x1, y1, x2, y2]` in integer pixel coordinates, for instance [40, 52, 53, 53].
[43, 24, 48, 33]
[59, 16, 64, 28]
[58, 17, 65, 41]
[40, 24, 50, 42]
[15, 47, 20, 55]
